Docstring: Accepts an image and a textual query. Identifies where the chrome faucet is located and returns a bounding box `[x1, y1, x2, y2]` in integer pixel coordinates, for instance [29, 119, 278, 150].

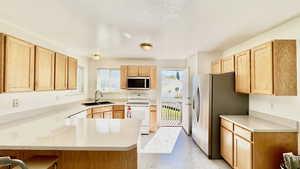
[94, 90, 103, 102]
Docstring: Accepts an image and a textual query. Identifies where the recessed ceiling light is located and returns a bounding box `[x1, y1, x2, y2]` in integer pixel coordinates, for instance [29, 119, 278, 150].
[140, 43, 153, 51]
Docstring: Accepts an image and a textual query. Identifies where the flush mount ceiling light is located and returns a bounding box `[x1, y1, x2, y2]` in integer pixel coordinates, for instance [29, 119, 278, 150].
[92, 53, 101, 60]
[140, 43, 153, 51]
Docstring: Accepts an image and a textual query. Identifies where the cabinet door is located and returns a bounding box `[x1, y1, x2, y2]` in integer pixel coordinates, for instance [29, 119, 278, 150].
[5, 35, 35, 92]
[55, 53, 68, 90]
[222, 56, 235, 73]
[211, 59, 222, 74]
[127, 65, 139, 77]
[0, 34, 4, 93]
[150, 66, 157, 88]
[220, 127, 233, 166]
[93, 112, 104, 119]
[35, 46, 55, 91]
[104, 111, 113, 119]
[235, 50, 251, 94]
[234, 135, 252, 169]
[68, 57, 78, 90]
[150, 105, 157, 132]
[251, 42, 273, 95]
[139, 66, 151, 77]
[120, 65, 128, 89]
[113, 110, 124, 119]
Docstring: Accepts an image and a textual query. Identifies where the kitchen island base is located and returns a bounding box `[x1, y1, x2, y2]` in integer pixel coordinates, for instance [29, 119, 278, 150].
[0, 148, 137, 169]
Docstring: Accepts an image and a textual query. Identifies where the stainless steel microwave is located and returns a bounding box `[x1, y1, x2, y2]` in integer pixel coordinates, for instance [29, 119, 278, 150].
[127, 77, 150, 89]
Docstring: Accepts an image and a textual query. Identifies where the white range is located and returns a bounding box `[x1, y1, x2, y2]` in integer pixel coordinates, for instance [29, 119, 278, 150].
[125, 95, 150, 134]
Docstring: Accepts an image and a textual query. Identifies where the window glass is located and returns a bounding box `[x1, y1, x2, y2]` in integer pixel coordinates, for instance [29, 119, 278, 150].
[97, 69, 120, 92]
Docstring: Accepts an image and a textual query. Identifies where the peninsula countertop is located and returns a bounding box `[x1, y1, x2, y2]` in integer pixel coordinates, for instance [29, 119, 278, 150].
[0, 103, 141, 151]
[220, 115, 298, 132]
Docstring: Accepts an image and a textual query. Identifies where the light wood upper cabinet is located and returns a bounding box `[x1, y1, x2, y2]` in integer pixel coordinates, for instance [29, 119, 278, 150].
[251, 42, 273, 95]
[127, 65, 139, 77]
[35, 46, 55, 91]
[251, 40, 297, 96]
[211, 59, 222, 74]
[4, 35, 35, 93]
[120, 65, 128, 89]
[67, 57, 78, 90]
[139, 66, 151, 77]
[235, 50, 251, 94]
[55, 53, 68, 90]
[220, 126, 234, 167]
[150, 66, 157, 89]
[222, 55, 235, 73]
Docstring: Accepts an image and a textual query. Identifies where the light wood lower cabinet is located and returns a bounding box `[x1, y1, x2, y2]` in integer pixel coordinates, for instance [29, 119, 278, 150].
[88, 105, 125, 119]
[149, 105, 157, 132]
[233, 135, 252, 169]
[220, 127, 233, 166]
[220, 117, 297, 169]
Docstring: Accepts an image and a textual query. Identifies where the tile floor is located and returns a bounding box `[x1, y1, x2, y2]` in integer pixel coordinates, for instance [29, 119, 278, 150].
[139, 128, 232, 169]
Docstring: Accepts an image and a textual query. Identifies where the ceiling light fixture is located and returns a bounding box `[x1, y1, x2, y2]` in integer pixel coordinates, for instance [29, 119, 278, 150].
[140, 43, 153, 51]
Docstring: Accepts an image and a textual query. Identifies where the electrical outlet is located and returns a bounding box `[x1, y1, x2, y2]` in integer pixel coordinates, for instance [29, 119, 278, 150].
[12, 99, 19, 108]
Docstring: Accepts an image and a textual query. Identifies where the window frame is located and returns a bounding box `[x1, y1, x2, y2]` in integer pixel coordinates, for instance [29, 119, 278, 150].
[96, 68, 121, 93]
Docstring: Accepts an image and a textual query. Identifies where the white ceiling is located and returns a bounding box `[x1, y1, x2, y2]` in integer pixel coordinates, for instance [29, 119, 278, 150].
[1, 0, 300, 59]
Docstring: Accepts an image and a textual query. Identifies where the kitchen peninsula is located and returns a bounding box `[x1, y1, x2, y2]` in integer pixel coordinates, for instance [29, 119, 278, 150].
[0, 103, 141, 169]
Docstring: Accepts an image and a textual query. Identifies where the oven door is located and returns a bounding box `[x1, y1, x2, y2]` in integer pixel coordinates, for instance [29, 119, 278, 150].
[127, 78, 150, 89]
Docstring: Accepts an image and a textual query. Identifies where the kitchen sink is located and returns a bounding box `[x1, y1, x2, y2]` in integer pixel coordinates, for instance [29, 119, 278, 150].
[82, 101, 113, 106]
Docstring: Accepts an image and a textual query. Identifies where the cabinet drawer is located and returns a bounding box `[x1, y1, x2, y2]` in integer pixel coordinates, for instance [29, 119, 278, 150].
[234, 125, 252, 141]
[150, 105, 157, 112]
[113, 105, 124, 111]
[93, 112, 104, 118]
[221, 118, 233, 132]
[93, 106, 113, 113]
[113, 110, 125, 119]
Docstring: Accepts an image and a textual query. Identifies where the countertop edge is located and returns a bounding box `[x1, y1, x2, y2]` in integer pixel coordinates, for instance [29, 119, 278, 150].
[220, 115, 298, 133]
[0, 144, 137, 151]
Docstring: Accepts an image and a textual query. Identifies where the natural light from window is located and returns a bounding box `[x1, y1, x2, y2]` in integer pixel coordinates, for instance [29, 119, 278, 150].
[97, 69, 120, 92]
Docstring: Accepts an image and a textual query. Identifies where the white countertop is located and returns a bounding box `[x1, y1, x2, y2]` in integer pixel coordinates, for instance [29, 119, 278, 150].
[0, 103, 141, 151]
[220, 115, 298, 132]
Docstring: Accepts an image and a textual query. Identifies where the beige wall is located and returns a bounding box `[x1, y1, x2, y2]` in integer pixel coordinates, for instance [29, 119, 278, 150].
[0, 18, 89, 116]
[223, 16, 300, 122]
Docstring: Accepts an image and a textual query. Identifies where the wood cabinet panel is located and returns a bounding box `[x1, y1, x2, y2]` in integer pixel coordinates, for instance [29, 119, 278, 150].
[221, 119, 233, 132]
[55, 53, 68, 90]
[150, 105, 157, 132]
[35, 46, 55, 91]
[220, 127, 233, 167]
[93, 106, 113, 113]
[251, 42, 273, 95]
[93, 112, 104, 118]
[113, 110, 125, 119]
[67, 57, 78, 90]
[273, 40, 297, 96]
[0, 34, 4, 93]
[150, 66, 157, 89]
[138, 66, 151, 77]
[104, 111, 113, 119]
[222, 55, 235, 73]
[5, 35, 35, 92]
[234, 125, 252, 142]
[235, 50, 251, 94]
[120, 65, 127, 89]
[113, 105, 125, 111]
[234, 135, 252, 169]
[127, 66, 139, 77]
[211, 59, 222, 74]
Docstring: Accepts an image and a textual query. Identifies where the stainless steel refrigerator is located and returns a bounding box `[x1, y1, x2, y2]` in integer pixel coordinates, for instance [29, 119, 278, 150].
[191, 72, 249, 159]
